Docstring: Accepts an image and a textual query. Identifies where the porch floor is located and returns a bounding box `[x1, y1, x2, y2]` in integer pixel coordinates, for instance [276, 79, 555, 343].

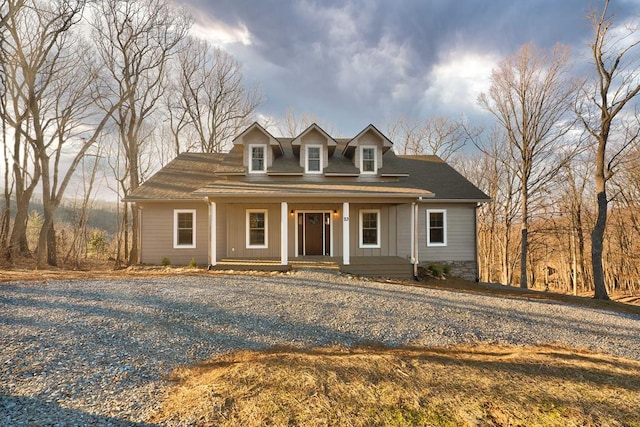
[213, 256, 414, 278]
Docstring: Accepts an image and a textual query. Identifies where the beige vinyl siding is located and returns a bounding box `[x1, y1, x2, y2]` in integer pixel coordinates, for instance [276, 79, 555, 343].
[396, 204, 412, 259]
[349, 204, 398, 257]
[225, 203, 281, 258]
[418, 204, 476, 262]
[139, 202, 209, 265]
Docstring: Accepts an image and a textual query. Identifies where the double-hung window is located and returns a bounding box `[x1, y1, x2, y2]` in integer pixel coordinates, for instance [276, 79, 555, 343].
[306, 145, 322, 174]
[249, 145, 266, 173]
[173, 209, 196, 248]
[360, 146, 377, 173]
[359, 209, 380, 248]
[427, 209, 447, 246]
[246, 209, 268, 248]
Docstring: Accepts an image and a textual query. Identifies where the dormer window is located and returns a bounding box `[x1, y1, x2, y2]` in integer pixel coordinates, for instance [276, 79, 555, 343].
[306, 145, 322, 174]
[360, 146, 377, 174]
[249, 144, 266, 173]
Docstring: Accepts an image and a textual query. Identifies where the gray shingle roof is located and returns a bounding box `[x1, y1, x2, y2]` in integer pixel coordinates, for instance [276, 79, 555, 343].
[126, 142, 489, 202]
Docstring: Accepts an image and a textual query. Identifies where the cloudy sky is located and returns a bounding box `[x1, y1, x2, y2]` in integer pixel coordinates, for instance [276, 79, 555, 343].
[179, 0, 638, 136]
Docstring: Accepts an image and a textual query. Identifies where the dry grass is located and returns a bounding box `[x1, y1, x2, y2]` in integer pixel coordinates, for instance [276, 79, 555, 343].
[148, 344, 640, 427]
[3, 261, 639, 425]
[414, 276, 640, 316]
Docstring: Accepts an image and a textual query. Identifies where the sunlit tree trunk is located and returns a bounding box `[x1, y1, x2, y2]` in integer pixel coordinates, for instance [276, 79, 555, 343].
[579, 0, 640, 299]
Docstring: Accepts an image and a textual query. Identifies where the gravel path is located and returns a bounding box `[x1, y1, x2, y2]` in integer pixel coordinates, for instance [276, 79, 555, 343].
[1, 270, 639, 425]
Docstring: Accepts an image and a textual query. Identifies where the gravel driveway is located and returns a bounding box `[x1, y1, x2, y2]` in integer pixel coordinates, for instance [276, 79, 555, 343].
[2, 270, 639, 425]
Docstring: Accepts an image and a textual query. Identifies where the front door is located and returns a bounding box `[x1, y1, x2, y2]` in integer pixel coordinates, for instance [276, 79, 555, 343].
[304, 213, 324, 255]
[297, 212, 331, 256]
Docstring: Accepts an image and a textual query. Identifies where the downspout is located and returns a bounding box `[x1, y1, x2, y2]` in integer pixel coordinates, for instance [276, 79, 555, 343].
[474, 203, 480, 283]
[137, 203, 142, 265]
[413, 200, 420, 281]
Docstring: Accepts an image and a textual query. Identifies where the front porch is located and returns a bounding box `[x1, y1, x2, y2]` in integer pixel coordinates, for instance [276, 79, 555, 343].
[212, 256, 414, 279]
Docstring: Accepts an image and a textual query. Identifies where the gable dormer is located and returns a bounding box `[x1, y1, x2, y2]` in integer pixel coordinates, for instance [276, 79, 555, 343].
[291, 124, 337, 175]
[342, 124, 393, 175]
[233, 122, 283, 174]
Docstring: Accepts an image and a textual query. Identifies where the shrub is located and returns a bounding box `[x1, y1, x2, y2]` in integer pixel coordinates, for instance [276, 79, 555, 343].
[88, 230, 108, 257]
[161, 257, 171, 266]
[443, 264, 451, 276]
[428, 264, 442, 278]
[189, 257, 197, 268]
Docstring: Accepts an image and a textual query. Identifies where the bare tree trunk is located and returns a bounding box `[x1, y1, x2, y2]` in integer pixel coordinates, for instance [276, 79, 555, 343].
[0, 93, 10, 255]
[592, 189, 609, 299]
[580, 0, 640, 299]
[520, 188, 529, 288]
[46, 221, 56, 266]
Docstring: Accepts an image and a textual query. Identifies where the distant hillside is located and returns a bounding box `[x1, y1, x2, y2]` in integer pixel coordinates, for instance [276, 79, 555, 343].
[0, 198, 118, 236]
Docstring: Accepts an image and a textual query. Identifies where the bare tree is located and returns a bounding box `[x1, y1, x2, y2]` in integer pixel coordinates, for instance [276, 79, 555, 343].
[1, 0, 127, 268]
[464, 126, 521, 285]
[578, 0, 640, 299]
[275, 107, 340, 137]
[387, 115, 471, 161]
[386, 115, 422, 155]
[0, 0, 24, 28]
[168, 37, 262, 154]
[479, 42, 580, 289]
[0, 0, 85, 264]
[91, 0, 190, 264]
[63, 148, 102, 267]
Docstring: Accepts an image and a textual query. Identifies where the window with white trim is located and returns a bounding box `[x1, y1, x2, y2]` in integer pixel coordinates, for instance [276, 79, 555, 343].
[173, 209, 196, 248]
[246, 209, 268, 248]
[427, 209, 447, 246]
[360, 146, 377, 173]
[359, 209, 380, 248]
[306, 145, 322, 173]
[249, 145, 266, 173]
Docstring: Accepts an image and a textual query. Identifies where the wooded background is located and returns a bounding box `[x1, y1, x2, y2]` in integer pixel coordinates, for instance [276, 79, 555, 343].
[1, 0, 638, 300]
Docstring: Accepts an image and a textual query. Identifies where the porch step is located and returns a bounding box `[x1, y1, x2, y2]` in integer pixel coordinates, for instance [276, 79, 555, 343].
[213, 258, 290, 272]
[213, 257, 414, 278]
[290, 258, 340, 271]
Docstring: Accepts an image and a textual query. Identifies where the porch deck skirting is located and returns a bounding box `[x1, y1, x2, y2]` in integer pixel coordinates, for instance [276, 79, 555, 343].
[212, 256, 414, 278]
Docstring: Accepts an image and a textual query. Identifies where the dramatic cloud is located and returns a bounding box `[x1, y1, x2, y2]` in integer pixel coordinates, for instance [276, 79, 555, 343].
[178, 0, 639, 135]
[420, 50, 499, 118]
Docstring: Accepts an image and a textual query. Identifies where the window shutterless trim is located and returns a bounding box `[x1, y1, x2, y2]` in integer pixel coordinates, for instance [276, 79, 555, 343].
[426, 209, 447, 247]
[246, 209, 268, 248]
[173, 209, 196, 249]
[360, 145, 377, 174]
[305, 144, 323, 174]
[248, 144, 267, 173]
[359, 208, 381, 248]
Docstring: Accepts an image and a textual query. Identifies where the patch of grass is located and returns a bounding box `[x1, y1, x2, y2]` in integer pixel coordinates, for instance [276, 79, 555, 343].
[414, 275, 640, 317]
[148, 344, 640, 426]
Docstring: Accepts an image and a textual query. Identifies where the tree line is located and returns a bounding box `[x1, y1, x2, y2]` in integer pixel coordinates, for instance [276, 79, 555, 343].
[0, 0, 261, 269]
[387, 1, 640, 300]
[1, 0, 639, 301]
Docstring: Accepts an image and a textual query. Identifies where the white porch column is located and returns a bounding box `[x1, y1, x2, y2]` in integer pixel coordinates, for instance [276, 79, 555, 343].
[410, 202, 415, 263]
[281, 201, 288, 265]
[209, 201, 216, 267]
[342, 202, 350, 265]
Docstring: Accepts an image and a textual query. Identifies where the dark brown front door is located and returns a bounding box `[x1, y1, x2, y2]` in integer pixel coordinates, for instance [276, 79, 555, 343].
[304, 213, 324, 255]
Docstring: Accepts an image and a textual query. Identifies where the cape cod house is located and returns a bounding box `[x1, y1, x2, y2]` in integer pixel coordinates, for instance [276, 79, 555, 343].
[125, 122, 489, 279]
